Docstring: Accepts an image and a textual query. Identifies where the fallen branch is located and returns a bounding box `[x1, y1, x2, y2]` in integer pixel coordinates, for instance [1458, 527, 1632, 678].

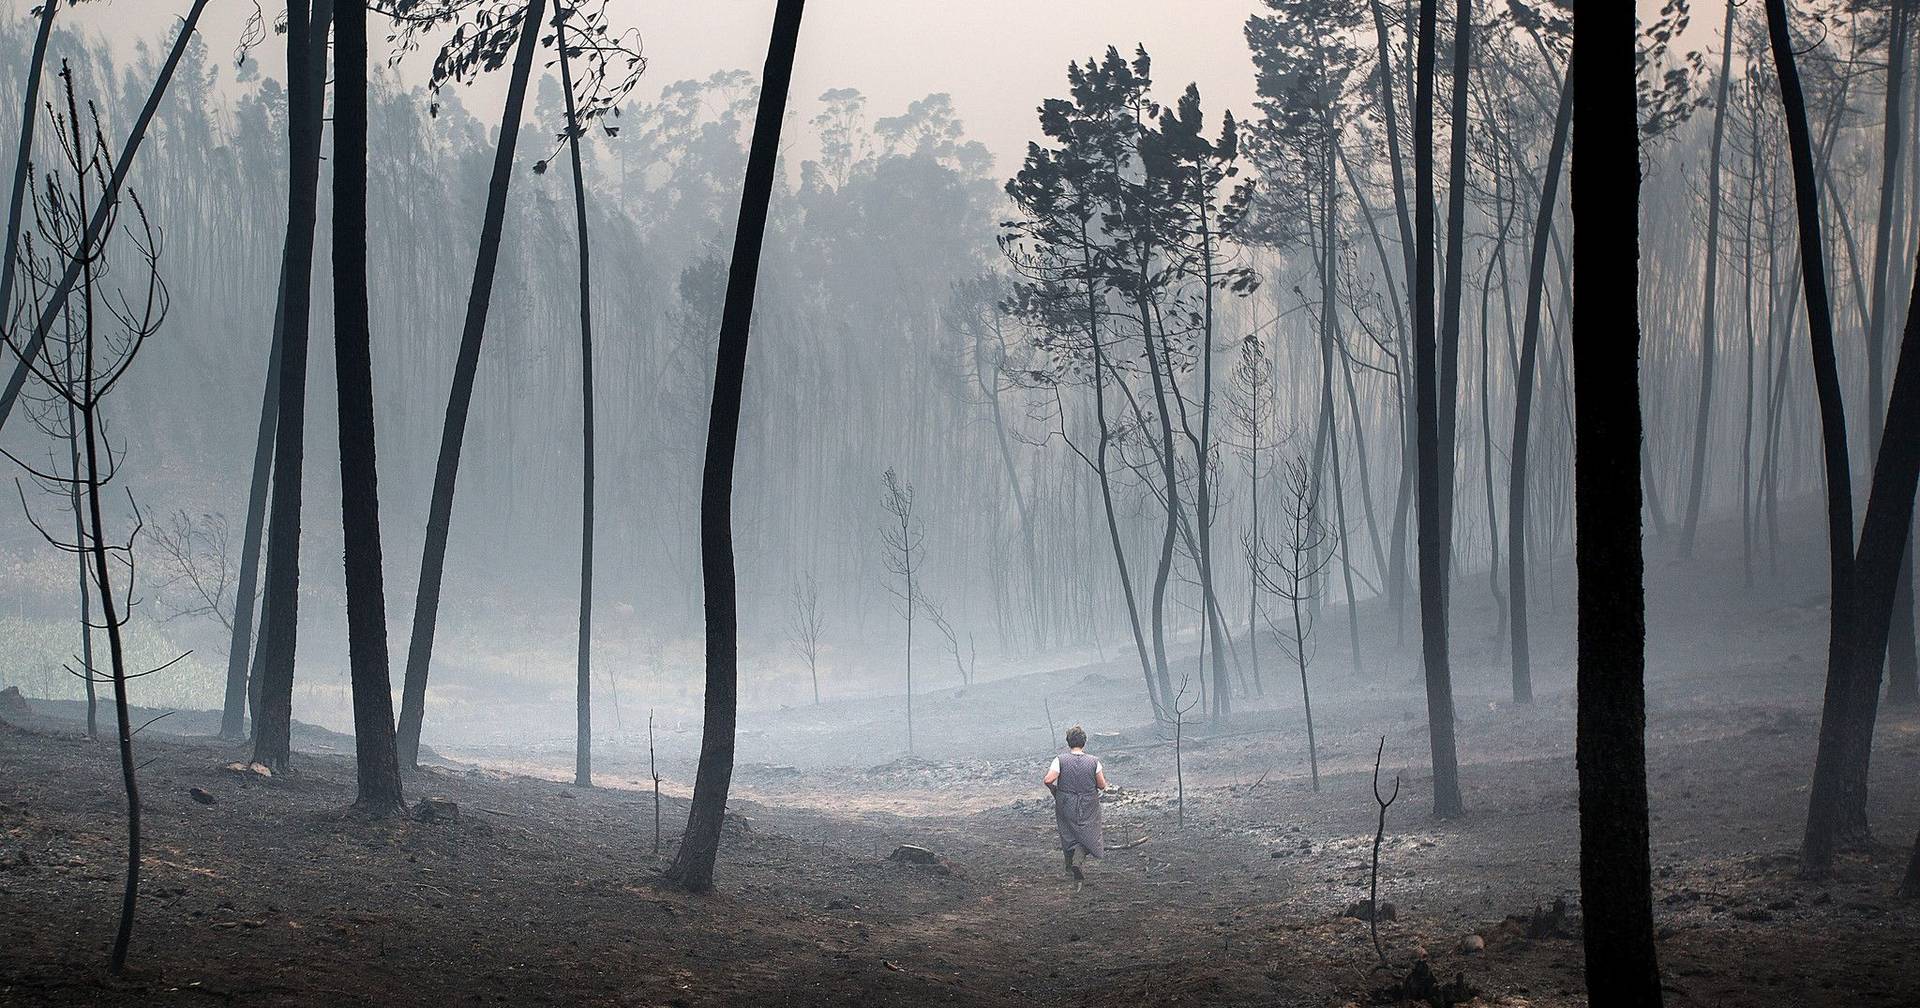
[1104, 835, 1151, 851]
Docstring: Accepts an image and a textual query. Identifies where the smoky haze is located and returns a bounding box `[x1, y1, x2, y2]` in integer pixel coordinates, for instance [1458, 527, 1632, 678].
[0, 1, 1914, 1006]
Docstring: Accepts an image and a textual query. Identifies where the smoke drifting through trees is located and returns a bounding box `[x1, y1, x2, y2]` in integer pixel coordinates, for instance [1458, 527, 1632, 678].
[0, 0, 1918, 997]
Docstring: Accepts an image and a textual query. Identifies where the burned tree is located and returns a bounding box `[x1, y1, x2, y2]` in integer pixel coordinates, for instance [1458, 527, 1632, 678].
[1226, 334, 1278, 697]
[1369, 736, 1401, 965]
[1413, 0, 1464, 819]
[536, 0, 645, 789]
[1765, 0, 1867, 869]
[922, 595, 977, 688]
[396, 0, 552, 768]
[787, 573, 826, 704]
[1571, 0, 1662, 1002]
[0, 0, 60, 419]
[4, 80, 172, 970]
[1250, 458, 1331, 791]
[0, 0, 211, 434]
[251, 0, 334, 772]
[148, 510, 238, 637]
[880, 466, 924, 752]
[330, 0, 404, 815]
[665, 0, 806, 894]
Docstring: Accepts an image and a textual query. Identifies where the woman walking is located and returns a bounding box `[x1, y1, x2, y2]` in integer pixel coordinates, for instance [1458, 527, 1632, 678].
[1044, 725, 1108, 882]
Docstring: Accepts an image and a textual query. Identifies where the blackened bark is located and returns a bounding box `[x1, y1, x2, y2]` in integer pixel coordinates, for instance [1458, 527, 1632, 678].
[1869, 2, 1917, 707]
[0, 0, 57, 413]
[1804, 241, 1920, 872]
[1571, 4, 1662, 1002]
[1508, 77, 1573, 705]
[666, 0, 805, 893]
[332, 0, 404, 815]
[397, 0, 549, 768]
[1370, 0, 1419, 632]
[1679, 0, 1739, 557]
[1414, 0, 1463, 818]
[0, 0, 211, 434]
[1767, 0, 1867, 869]
[83, 388, 138, 974]
[62, 358, 95, 740]
[1436, 0, 1472, 555]
[1142, 299, 1185, 715]
[252, 0, 334, 772]
[222, 258, 284, 738]
[557, 16, 597, 789]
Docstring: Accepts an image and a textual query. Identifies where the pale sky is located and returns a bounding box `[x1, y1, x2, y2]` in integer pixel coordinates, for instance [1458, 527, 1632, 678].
[23, 0, 1274, 177]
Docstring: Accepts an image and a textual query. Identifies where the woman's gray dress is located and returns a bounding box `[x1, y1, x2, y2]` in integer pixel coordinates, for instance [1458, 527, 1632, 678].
[1052, 751, 1104, 857]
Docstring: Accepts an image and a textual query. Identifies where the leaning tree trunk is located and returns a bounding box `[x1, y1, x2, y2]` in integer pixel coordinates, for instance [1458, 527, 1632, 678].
[0, 0, 57, 409]
[1370, 0, 1420, 635]
[331, 0, 404, 815]
[666, 0, 805, 894]
[252, 0, 334, 773]
[1091, 317, 1163, 719]
[1508, 76, 1573, 705]
[0, 0, 212, 434]
[1142, 302, 1185, 712]
[396, 0, 548, 768]
[1435, 0, 1473, 564]
[1767, 0, 1868, 871]
[1571, 4, 1662, 1002]
[1678, 0, 1739, 558]
[557, 15, 597, 789]
[1414, 0, 1464, 818]
[1867, 1, 1917, 707]
[1817, 230, 1920, 878]
[220, 260, 284, 739]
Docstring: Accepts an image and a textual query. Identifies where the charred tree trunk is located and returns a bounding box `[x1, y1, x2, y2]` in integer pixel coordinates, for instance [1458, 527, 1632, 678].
[1414, 0, 1463, 818]
[396, 0, 548, 768]
[666, 0, 805, 893]
[1092, 319, 1163, 718]
[0, 0, 57, 418]
[1814, 240, 1920, 876]
[82, 381, 139, 975]
[1436, 0, 1473, 561]
[62, 359, 95, 740]
[1571, 4, 1662, 1002]
[1143, 299, 1185, 715]
[557, 15, 597, 788]
[1767, 0, 1868, 869]
[1413, 0, 1466, 817]
[221, 262, 283, 738]
[1194, 195, 1232, 719]
[1679, 0, 1739, 558]
[1508, 77, 1573, 705]
[975, 315, 1041, 648]
[332, 0, 404, 815]
[0, 0, 211, 434]
[1868, 1, 1918, 707]
[1368, 0, 1420, 635]
[252, 0, 334, 772]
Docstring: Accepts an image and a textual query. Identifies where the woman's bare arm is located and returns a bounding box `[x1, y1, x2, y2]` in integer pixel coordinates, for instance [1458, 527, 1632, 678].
[1094, 769, 1109, 791]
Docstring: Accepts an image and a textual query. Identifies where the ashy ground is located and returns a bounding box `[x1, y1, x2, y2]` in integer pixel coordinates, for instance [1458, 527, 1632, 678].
[3, 520, 1920, 1006]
